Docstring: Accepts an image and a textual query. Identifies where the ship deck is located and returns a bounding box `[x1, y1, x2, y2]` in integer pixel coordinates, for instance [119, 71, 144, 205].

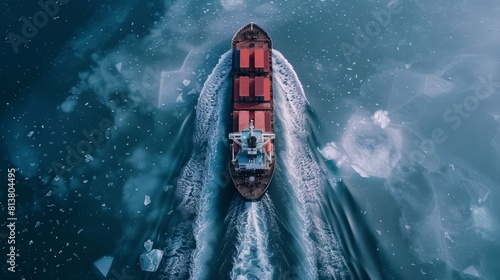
[230, 23, 275, 201]
[229, 166, 273, 201]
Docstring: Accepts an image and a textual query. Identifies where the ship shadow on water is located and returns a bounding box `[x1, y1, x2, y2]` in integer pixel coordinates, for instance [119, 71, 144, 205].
[308, 107, 402, 279]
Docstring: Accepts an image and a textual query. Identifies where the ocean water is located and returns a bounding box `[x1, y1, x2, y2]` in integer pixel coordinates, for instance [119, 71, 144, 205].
[1, 0, 500, 279]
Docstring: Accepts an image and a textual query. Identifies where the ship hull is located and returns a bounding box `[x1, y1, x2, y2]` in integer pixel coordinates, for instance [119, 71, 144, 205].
[229, 23, 275, 201]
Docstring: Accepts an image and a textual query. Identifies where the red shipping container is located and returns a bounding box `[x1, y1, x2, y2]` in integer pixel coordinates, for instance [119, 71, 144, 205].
[263, 77, 271, 101]
[254, 49, 264, 69]
[239, 76, 249, 97]
[254, 111, 265, 131]
[238, 111, 249, 131]
[240, 49, 250, 69]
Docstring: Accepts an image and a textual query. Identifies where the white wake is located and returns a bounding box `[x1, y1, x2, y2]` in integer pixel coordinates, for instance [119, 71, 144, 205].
[273, 50, 348, 279]
[230, 195, 275, 280]
[162, 50, 232, 279]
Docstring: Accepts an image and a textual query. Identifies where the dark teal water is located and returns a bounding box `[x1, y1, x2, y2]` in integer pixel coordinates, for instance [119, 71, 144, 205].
[1, 0, 499, 279]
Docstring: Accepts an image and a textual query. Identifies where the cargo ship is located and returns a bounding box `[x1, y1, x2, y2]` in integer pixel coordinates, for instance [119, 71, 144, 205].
[229, 23, 275, 201]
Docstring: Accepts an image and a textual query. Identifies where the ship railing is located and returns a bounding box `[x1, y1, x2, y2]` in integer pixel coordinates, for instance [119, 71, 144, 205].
[265, 145, 273, 164]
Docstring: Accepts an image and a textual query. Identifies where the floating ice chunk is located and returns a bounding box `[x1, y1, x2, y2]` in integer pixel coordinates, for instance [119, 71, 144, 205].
[176, 93, 184, 103]
[462, 265, 480, 277]
[163, 185, 173, 192]
[139, 249, 164, 272]
[27, 131, 34, 137]
[144, 195, 151, 206]
[115, 62, 123, 72]
[372, 110, 391, 129]
[319, 143, 350, 168]
[144, 239, 153, 252]
[319, 142, 342, 161]
[341, 114, 401, 178]
[182, 79, 191, 86]
[93, 256, 114, 277]
[45, 190, 52, 197]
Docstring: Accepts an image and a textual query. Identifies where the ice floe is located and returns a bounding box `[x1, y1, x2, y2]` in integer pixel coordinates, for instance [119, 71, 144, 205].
[372, 110, 391, 129]
[321, 113, 401, 178]
[93, 256, 114, 277]
[462, 265, 480, 277]
[144, 195, 151, 206]
[144, 239, 153, 252]
[139, 249, 164, 272]
[115, 62, 123, 72]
